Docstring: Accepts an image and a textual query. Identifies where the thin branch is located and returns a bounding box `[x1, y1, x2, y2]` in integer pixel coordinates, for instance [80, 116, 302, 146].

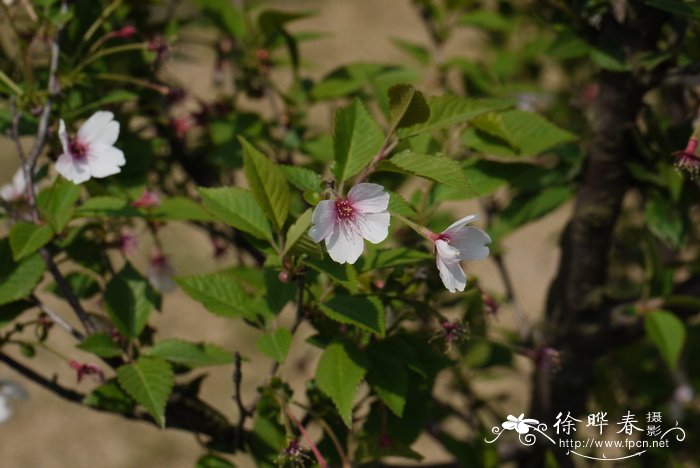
[0, 350, 83, 403]
[27, 3, 64, 173]
[40, 249, 97, 334]
[232, 352, 249, 450]
[32, 296, 84, 340]
[491, 253, 530, 341]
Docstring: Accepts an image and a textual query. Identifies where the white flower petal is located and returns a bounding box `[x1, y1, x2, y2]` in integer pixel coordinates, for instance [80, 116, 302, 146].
[309, 200, 336, 242]
[0, 396, 12, 424]
[78, 111, 119, 146]
[0, 168, 26, 202]
[435, 240, 466, 293]
[326, 222, 364, 264]
[55, 152, 91, 184]
[87, 144, 125, 178]
[347, 183, 389, 213]
[354, 211, 390, 244]
[58, 119, 70, 155]
[442, 214, 479, 235]
[449, 226, 491, 261]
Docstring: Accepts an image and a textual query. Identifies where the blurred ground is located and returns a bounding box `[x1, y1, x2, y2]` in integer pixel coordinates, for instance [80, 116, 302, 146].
[0, 0, 569, 466]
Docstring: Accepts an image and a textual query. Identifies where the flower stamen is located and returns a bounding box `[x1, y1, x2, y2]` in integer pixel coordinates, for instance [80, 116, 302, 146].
[334, 198, 355, 221]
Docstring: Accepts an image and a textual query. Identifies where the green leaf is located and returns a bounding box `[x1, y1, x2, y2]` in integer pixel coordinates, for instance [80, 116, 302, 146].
[645, 194, 684, 248]
[387, 84, 430, 132]
[282, 209, 322, 258]
[490, 186, 572, 241]
[199, 187, 273, 241]
[280, 165, 323, 192]
[643, 0, 700, 17]
[75, 196, 141, 217]
[195, 454, 236, 468]
[9, 222, 54, 260]
[116, 357, 174, 428]
[315, 341, 369, 426]
[333, 99, 384, 183]
[38, 178, 81, 233]
[0, 300, 33, 329]
[0, 240, 45, 306]
[471, 110, 576, 157]
[144, 339, 234, 367]
[357, 248, 432, 272]
[151, 197, 214, 221]
[644, 310, 686, 370]
[398, 96, 513, 138]
[78, 332, 123, 358]
[104, 263, 159, 339]
[377, 151, 468, 188]
[387, 192, 416, 218]
[366, 346, 408, 417]
[239, 137, 291, 230]
[320, 295, 385, 337]
[84, 379, 135, 415]
[46, 272, 100, 299]
[176, 272, 256, 320]
[256, 328, 292, 363]
[391, 38, 430, 66]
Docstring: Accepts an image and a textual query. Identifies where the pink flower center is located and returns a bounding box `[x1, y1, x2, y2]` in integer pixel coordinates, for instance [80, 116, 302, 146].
[335, 198, 355, 221]
[68, 137, 89, 161]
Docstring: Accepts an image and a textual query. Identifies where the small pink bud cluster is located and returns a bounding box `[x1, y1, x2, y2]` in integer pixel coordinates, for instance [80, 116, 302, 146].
[673, 137, 700, 178]
[69, 361, 105, 384]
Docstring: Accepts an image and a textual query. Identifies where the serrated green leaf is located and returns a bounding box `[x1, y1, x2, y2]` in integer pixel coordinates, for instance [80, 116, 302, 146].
[315, 341, 368, 426]
[643, 0, 700, 17]
[387, 192, 416, 218]
[144, 339, 234, 367]
[357, 248, 432, 272]
[333, 99, 384, 182]
[280, 165, 323, 192]
[282, 209, 322, 259]
[303, 257, 359, 292]
[471, 110, 576, 157]
[75, 196, 141, 217]
[198, 187, 273, 241]
[0, 240, 45, 306]
[320, 295, 385, 337]
[9, 222, 54, 260]
[398, 96, 513, 138]
[239, 137, 290, 230]
[104, 263, 159, 340]
[377, 151, 468, 188]
[46, 272, 100, 299]
[176, 272, 256, 320]
[78, 332, 123, 358]
[256, 328, 292, 363]
[38, 178, 80, 232]
[84, 379, 135, 414]
[387, 84, 430, 132]
[117, 357, 173, 428]
[366, 346, 407, 417]
[151, 197, 214, 221]
[644, 310, 686, 370]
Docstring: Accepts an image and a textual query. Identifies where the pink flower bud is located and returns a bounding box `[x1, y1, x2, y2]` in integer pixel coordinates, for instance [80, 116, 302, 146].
[131, 190, 160, 208]
[110, 25, 137, 39]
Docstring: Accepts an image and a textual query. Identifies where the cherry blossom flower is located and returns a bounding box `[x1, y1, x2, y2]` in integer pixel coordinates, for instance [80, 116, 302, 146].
[502, 414, 539, 434]
[0, 167, 27, 202]
[309, 183, 390, 264]
[131, 190, 161, 208]
[425, 215, 491, 293]
[56, 111, 125, 184]
[673, 136, 700, 177]
[148, 252, 176, 293]
[69, 361, 105, 384]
